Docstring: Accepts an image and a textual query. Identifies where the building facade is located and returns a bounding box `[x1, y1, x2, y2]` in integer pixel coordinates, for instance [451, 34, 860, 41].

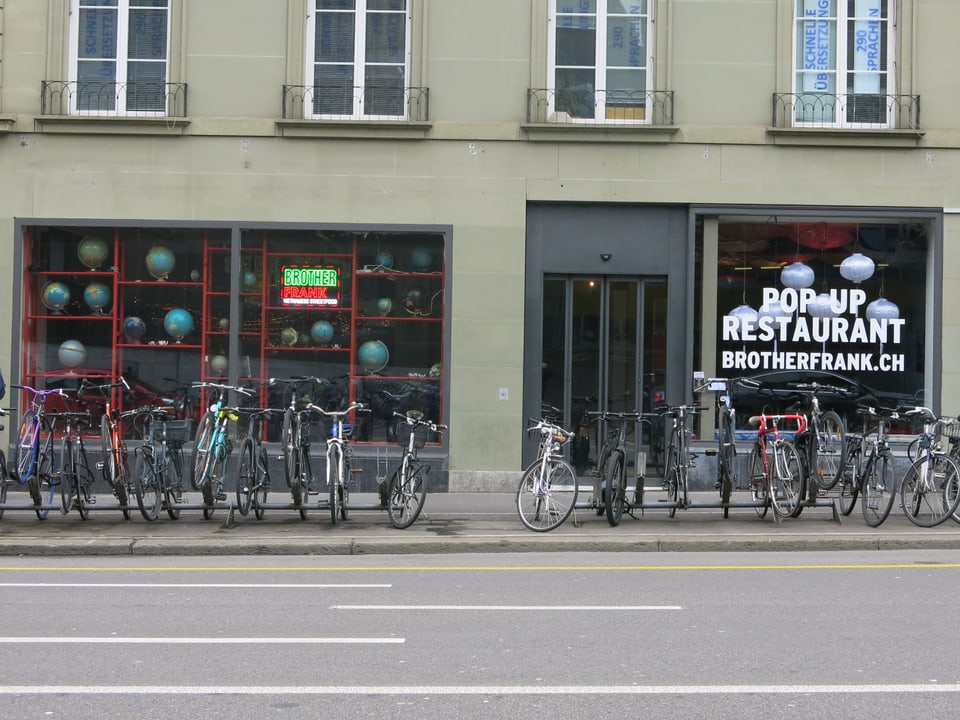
[1, 0, 958, 492]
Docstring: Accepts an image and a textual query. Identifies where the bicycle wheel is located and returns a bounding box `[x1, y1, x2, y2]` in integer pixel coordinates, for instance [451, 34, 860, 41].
[900, 453, 960, 528]
[838, 445, 861, 516]
[133, 451, 161, 521]
[32, 450, 56, 520]
[282, 410, 297, 488]
[665, 459, 680, 518]
[0, 452, 7, 520]
[387, 457, 427, 529]
[299, 448, 312, 520]
[814, 411, 846, 490]
[165, 447, 184, 520]
[201, 443, 226, 520]
[516, 457, 578, 532]
[718, 411, 735, 517]
[861, 451, 897, 527]
[15, 412, 39, 484]
[746, 445, 769, 518]
[254, 447, 270, 520]
[770, 440, 804, 519]
[236, 437, 255, 516]
[190, 413, 215, 491]
[59, 436, 75, 515]
[605, 453, 627, 527]
[328, 444, 342, 525]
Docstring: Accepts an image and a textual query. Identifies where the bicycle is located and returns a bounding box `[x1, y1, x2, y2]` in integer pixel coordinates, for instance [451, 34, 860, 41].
[898, 408, 960, 527]
[659, 404, 704, 518]
[834, 405, 897, 525]
[54, 410, 97, 519]
[131, 407, 189, 521]
[236, 405, 279, 520]
[743, 412, 806, 521]
[516, 417, 577, 532]
[697, 378, 739, 519]
[386, 409, 448, 529]
[584, 410, 644, 527]
[0, 408, 12, 520]
[307, 401, 369, 525]
[191, 381, 252, 519]
[273, 377, 327, 520]
[12, 384, 68, 520]
[82, 377, 137, 519]
[784, 382, 847, 492]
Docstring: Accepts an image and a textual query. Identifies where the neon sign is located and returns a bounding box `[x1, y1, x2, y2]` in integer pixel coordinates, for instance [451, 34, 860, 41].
[280, 265, 341, 307]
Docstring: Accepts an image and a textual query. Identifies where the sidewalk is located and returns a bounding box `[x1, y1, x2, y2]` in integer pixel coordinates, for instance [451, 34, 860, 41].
[1, 490, 959, 556]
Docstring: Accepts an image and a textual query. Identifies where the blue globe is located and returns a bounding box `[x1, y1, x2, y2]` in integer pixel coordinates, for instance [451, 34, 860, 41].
[376, 251, 394, 268]
[123, 316, 147, 341]
[41, 281, 71, 312]
[83, 282, 111, 313]
[243, 271, 258, 290]
[163, 308, 194, 341]
[146, 246, 176, 280]
[58, 339, 87, 369]
[410, 247, 433, 271]
[357, 340, 389, 373]
[78, 236, 109, 270]
[310, 320, 334, 344]
[376, 298, 392, 316]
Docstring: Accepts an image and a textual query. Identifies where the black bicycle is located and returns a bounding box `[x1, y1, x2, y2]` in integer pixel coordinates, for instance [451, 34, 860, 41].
[54, 410, 97, 519]
[132, 407, 189, 521]
[236, 406, 278, 519]
[386, 410, 447, 528]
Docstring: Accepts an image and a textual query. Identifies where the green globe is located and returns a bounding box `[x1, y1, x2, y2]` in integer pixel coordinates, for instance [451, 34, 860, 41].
[279, 327, 298, 346]
[78, 236, 109, 270]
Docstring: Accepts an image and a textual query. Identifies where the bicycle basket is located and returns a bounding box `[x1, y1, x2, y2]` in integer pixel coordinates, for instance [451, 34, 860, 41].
[164, 419, 193, 443]
[394, 417, 430, 449]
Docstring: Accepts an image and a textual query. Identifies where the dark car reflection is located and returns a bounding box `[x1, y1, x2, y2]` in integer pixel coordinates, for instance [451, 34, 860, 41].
[727, 370, 923, 434]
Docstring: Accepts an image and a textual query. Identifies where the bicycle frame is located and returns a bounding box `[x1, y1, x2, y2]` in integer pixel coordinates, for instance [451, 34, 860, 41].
[13, 385, 68, 519]
[748, 412, 807, 521]
[307, 400, 367, 525]
[516, 418, 578, 532]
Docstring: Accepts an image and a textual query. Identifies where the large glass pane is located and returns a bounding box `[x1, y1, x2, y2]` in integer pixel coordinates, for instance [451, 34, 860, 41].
[541, 279, 567, 417]
[128, 8, 168, 60]
[77, 61, 118, 112]
[366, 11, 405, 63]
[606, 15, 646, 69]
[316, 11, 356, 62]
[556, 23, 596, 66]
[78, 7, 118, 59]
[126, 61, 165, 112]
[313, 65, 355, 114]
[607, 281, 637, 413]
[555, 68, 596, 118]
[364, 66, 404, 116]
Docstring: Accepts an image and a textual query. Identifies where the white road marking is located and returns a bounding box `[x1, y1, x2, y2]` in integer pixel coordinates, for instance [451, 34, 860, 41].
[0, 684, 956, 695]
[330, 604, 682, 611]
[0, 637, 403, 645]
[0, 583, 391, 589]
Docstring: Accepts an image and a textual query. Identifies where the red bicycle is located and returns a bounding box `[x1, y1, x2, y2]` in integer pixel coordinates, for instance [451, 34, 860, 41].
[744, 412, 807, 521]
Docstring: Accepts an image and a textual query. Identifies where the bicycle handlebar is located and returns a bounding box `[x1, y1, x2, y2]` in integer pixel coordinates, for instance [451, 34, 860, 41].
[191, 381, 255, 396]
[391, 410, 447, 432]
[306, 401, 368, 418]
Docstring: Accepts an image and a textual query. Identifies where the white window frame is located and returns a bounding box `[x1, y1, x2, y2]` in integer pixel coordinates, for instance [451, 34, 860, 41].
[304, 0, 413, 120]
[67, 0, 171, 117]
[792, 0, 896, 128]
[547, 0, 655, 124]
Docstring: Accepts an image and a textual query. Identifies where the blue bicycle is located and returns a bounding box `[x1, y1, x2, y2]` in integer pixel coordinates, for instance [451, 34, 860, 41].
[12, 385, 68, 519]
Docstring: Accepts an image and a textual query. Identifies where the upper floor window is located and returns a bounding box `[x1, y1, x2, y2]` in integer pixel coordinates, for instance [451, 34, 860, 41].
[548, 0, 653, 123]
[68, 0, 170, 116]
[304, 0, 411, 120]
[793, 0, 894, 127]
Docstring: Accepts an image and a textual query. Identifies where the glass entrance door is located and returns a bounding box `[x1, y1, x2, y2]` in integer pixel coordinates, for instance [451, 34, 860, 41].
[540, 276, 667, 476]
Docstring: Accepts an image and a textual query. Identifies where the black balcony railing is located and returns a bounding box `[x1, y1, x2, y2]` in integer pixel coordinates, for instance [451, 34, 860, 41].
[41, 80, 188, 117]
[772, 93, 920, 131]
[527, 88, 674, 125]
[282, 85, 429, 121]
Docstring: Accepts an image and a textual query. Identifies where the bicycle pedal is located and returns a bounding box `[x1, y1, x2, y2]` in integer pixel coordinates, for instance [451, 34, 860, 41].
[215, 492, 227, 501]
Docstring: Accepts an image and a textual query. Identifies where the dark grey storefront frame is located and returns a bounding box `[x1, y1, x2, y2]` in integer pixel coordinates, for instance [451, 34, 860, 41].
[523, 203, 692, 467]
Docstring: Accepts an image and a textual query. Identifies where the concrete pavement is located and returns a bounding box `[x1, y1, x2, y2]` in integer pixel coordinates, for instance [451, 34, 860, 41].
[1, 488, 960, 556]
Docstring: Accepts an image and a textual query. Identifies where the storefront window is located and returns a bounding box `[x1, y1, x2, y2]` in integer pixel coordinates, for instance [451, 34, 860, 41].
[697, 216, 930, 432]
[20, 224, 446, 443]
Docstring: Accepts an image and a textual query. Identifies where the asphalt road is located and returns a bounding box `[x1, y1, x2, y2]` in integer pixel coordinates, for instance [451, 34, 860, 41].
[0, 550, 958, 719]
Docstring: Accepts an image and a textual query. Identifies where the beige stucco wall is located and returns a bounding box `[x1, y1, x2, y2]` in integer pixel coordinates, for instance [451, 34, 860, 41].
[1, 0, 960, 477]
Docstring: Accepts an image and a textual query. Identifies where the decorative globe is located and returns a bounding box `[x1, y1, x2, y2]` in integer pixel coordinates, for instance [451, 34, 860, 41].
[163, 307, 194, 342]
[357, 340, 389, 373]
[310, 320, 334, 344]
[210, 355, 229, 375]
[243, 271, 258, 290]
[190, 269, 201, 282]
[375, 251, 394, 268]
[410, 247, 433, 271]
[57, 339, 87, 369]
[279, 327, 298, 347]
[83, 282, 111, 313]
[122, 316, 147, 342]
[77, 236, 109, 270]
[146, 246, 176, 281]
[41, 281, 71, 313]
[403, 286, 426, 313]
[376, 298, 393, 316]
